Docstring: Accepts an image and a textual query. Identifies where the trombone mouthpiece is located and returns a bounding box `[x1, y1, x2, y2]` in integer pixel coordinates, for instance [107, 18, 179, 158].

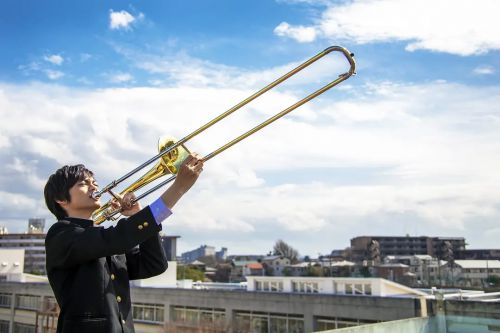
[91, 191, 101, 200]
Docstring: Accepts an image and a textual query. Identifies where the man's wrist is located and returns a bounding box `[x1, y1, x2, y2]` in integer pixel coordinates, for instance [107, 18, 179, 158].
[170, 181, 188, 196]
[150, 197, 173, 225]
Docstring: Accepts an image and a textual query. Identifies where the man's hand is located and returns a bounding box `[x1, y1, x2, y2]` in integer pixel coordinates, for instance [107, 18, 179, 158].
[110, 191, 142, 217]
[173, 153, 204, 194]
[160, 153, 204, 209]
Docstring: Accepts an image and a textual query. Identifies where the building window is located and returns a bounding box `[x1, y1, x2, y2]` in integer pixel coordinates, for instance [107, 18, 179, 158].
[172, 306, 225, 328]
[270, 281, 283, 292]
[235, 311, 304, 333]
[364, 284, 372, 295]
[0, 293, 11, 308]
[315, 316, 377, 331]
[291, 281, 319, 293]
[15, 294, 40, 310]
[0, 320, 9, 333]
[345, 284, 353, 294]
[13, 323, 35, 333]
[132, 303, 164, 323]
[354, 284, 363, 295]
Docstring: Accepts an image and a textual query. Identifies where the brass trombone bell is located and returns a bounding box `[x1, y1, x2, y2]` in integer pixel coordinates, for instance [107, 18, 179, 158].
[91, 137, 191, 224]
[91, 46, 356, 224]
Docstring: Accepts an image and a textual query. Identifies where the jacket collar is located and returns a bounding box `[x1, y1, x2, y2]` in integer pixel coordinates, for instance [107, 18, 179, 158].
[64, 217, 94, 228]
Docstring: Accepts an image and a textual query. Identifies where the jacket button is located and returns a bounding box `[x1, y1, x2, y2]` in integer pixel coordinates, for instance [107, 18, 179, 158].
[143, 222, 149, 227]
[116, 296, 122, 302]
[122, 319, 126, 324]
[138, 225, 143, 230]
[111, 274, 115, 280]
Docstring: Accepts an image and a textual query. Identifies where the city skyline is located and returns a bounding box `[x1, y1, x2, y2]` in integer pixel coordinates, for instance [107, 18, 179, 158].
[1, 0, 500, 255]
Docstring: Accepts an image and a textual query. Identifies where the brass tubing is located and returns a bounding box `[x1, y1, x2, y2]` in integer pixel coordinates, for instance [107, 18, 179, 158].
[92, 46, 355, 200]
[93, 46, 355, 223]
[106, 46, 356, 215]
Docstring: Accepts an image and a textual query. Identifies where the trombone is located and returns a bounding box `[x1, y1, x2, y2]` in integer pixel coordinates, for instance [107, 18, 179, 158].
[91, 46, 356, 224]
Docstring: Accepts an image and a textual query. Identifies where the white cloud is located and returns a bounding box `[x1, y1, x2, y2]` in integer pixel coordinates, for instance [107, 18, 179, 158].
[1, 78, 500, 252]
[109, 10, 142, 30]
[108, 72, 133, 83]
[473, 65, 495, 75]
[112, 44, 349, 90]
[45, 70, 64, 80]
[274, 22, 317, 43]
[276, 0, 500, 55]
[44, 54, 64, 65]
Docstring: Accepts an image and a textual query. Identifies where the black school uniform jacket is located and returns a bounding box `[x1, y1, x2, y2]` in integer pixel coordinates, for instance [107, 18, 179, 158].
[45, 206, 168, 333]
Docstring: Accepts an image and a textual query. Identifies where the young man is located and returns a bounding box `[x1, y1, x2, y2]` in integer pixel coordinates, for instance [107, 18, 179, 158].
[44, 153, 204, 333]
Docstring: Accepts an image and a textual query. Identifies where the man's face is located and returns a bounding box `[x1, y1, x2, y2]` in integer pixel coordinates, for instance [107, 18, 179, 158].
[63, 176, 101, 216]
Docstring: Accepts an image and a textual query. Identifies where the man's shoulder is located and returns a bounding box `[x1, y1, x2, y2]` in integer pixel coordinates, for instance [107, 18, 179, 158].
[46, 220, 80, 239]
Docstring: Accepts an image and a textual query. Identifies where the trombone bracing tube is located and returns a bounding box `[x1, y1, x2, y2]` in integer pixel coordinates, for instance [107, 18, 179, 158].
[93, 46, 356, 223]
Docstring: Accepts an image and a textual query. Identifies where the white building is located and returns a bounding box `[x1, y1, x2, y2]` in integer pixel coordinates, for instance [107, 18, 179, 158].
[0, 249, 47, 283]
[246, 276, 428, 298]
[450, 260, 500, 287]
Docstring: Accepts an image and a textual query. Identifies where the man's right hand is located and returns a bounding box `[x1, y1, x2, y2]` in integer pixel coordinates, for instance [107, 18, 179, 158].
[160, 153, 204, 208]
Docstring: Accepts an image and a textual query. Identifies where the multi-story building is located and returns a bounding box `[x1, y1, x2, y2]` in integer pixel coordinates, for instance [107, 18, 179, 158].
[181, 245, 214, 263]
[160, 235, 179, 261]
[445, 260, 500, 287]
[0, 276, 429, 333]
[0, 225, 47, 275]
[27, 218, 45, 234]
[458, 249, 500, 260]
[216, 247, 228, 261]
[351, 236, 466, 262]
[181, 245, 228, 263]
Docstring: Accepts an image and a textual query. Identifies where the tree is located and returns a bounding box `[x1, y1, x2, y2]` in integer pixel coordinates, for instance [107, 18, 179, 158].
[366, 240, 380, 264]
[486, 275, 500, 287]
[177, 265, 205, 281]
[302, 265, 322, 277]
[360, 266, 371, 277]
[273, 239, 299, 263]
[214, 264, 232, 282]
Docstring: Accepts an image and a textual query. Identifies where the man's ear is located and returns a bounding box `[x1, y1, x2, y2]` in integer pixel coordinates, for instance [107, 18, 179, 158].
[55, 199, 68, 208]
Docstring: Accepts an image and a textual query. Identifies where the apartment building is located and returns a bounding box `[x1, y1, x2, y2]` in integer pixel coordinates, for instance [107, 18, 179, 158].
[351, 236, 466, 262]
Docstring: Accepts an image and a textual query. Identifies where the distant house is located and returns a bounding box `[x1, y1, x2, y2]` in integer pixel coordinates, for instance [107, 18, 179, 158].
[231, 260, 260, 282]
[243, 263, 265, 276]
[261, 256, 291, 276]
[450, 260, 500, 287]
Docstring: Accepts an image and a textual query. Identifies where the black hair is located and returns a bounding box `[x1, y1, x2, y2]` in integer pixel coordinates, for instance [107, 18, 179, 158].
[44, 164, 94, 220]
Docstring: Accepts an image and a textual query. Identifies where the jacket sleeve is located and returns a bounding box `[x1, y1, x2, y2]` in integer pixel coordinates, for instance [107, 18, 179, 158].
[125, 234, 168, 280]
[45, 206, 161, 270]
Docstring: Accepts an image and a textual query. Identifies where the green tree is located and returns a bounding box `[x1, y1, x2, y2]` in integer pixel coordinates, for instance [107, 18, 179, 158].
[177, 265, 205, 281]
[302, 265, 322, 277]
[487, 275, 500, 286]
[360, 266, 371, 277]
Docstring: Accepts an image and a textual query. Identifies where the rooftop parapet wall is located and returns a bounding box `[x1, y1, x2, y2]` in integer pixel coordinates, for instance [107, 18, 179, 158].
[443, 300, 500, 319]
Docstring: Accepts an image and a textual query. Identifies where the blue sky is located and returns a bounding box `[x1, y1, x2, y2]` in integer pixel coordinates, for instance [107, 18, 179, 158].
[1, 0, 500, 256]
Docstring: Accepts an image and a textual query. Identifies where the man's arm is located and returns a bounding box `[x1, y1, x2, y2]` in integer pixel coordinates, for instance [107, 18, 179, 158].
[121, 154, 204, 279]
[45, 207, 160, 270]
[125, 234, 168, 280]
